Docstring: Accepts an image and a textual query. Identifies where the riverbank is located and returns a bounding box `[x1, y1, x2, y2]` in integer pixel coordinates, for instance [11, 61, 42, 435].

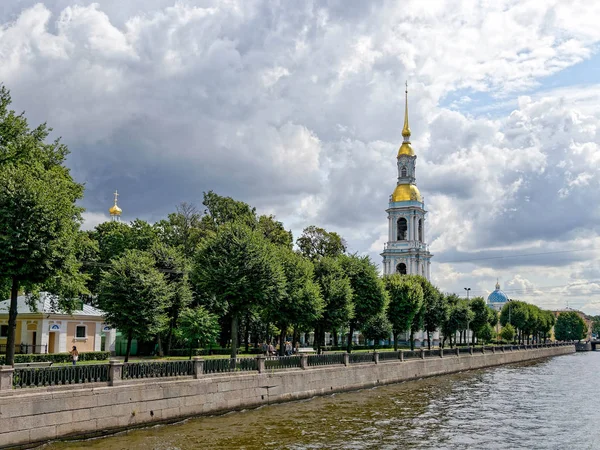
[0, 344, 574, 449]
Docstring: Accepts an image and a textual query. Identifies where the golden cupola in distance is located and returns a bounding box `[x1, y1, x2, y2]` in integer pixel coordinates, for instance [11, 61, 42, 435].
[109, 190, 122, 221]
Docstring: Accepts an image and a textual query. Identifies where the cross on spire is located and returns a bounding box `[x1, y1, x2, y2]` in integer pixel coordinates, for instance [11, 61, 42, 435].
[113, 190, 119, 205]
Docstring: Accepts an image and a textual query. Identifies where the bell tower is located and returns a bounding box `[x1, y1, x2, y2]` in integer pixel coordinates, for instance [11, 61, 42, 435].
[381, 83, 432, 279]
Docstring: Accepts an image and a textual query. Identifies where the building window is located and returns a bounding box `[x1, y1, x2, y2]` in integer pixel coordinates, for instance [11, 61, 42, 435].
[0, 325, 8, 338]
[397, 217, 408, 240]
[418, 219, 423, 242]
[401, 166, 407, 177]
[76, 326, 86, 339]
[397, 263, 407, 275]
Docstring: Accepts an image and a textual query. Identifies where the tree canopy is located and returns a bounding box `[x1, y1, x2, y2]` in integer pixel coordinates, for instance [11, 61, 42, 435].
[554, 311, 587, 341]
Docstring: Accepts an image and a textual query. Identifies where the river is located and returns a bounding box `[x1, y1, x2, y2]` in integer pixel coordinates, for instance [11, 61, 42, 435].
[47, 351, 599, 449]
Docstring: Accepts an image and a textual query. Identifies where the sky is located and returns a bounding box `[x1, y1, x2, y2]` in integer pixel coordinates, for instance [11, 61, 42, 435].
[1, 1, 600, 314]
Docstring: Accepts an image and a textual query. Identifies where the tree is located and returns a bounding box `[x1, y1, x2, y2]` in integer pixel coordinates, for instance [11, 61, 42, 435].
[192, 221, 285, 359]
[177, 307, 220, 359]
[97, 250, 169, 362]
[154, 202, 204, 259]
[200, 190, 257, 233]
[296, 225, 347, 260]
[361, 313, 392, 348]
[540, 311, 556, 343]
[411, 276, 444, 349]
[449, 299, 474, 346]
[384, 275, 423, 351]
[592, 316, 600, 338]
[258, 215, 293, 249]
[266, 247, 324, 355]
[554, 311, 587, 341]
[338, 254, 388, 353]
[441, 294, 461, 348]
[0, 85, 85, 365]
[469, 297, 491, 345]
[500, 323, 516, 343]
[312, 257, 354, 353]
[478, 323, 494, 344]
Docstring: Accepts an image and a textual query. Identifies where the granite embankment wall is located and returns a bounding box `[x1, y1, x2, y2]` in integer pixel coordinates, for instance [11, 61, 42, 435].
[0, 345, 574, 448]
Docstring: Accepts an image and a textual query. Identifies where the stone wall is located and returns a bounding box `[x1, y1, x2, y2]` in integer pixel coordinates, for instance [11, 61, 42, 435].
[0, 345, 574, 448]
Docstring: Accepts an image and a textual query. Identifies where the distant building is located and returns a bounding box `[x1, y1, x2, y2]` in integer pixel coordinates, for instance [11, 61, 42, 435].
[0, 292, 116, 354]
[487, 281, 508, 311]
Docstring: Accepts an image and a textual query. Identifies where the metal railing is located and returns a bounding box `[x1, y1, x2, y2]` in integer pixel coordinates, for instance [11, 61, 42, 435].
[349, 353, 374, 364]
[13, 364, 109, 388]
[6, 342, 575, 389]
[307, 353, 345, 367]
[122, 360, 194, 379]
[265, 355, 302, 370]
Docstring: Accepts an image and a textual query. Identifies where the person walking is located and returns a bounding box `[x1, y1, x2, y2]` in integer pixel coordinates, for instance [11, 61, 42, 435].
[70, 346, 79, 365]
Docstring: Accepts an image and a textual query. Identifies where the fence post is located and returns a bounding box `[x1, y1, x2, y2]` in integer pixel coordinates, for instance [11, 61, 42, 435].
[420, 349, 425, 360]
[108, 360, 123, 386]
[300, 354, 309, 370]
[373, 351, 379, 364]
[440, 348, 444, 358]
[399, 350, 404, 362]
[343, 353, 350, 366]
[256, 355, 266, 373]
[0, 366, 14, 390]
[192, 357, 204, 379]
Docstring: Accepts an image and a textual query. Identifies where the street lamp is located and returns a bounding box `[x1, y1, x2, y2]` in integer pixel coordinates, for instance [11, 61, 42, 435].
[464, 287, 471, 300]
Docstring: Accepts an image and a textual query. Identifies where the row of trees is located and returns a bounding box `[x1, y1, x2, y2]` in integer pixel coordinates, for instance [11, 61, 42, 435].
[0, 85, 575, 365]
[498, 301, 556, 344]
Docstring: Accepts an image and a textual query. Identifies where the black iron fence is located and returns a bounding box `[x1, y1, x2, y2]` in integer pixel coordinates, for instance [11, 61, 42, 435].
[5, 341, 575, 389]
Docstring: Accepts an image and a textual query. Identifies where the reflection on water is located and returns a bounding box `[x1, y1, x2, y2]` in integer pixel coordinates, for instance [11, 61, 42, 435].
[47, 352, 599, 449]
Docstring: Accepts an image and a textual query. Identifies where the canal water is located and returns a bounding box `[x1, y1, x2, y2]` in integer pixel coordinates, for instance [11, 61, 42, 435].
[47, 352, 599, 449]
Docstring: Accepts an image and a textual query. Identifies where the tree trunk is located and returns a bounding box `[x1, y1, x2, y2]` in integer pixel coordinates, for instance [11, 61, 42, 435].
[472, 330, 476, 346]
[279, 328, 286, 356]
[230, 314, 239, 360]
[125, 329, 133, 363]
[393, 331, 398, 351]
[244, 314, 250, 353]
[5, 277, 19, 366]
[347, 324, 355, 353]
[332, 329, 338, 348]
[410, 330, 415, 351]
[156, 335, 164, 357]
[450, 334, 454, 349]
[427, 332, 431, 350]
[292, 327, 298, 351]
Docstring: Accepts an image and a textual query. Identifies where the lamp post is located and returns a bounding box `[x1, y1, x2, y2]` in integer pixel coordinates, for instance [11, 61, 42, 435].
[464, 288, 471, 346]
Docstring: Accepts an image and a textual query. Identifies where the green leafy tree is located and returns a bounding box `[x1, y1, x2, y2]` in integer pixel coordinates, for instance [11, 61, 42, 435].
[296, 225, 347, 260]
[338, 254, 388, 353]
[500, 323, 516, 343]
[200, 190, 257, 233]
[177, 307, 220, 359]
[540, 311, 556, 343]
[154, 202, 204, 259]
[411, 276, 444, 349]
[592, 316, 600, 338]
[469, 297, 491, 345]
[266, 247, 324, 355]
[312, 257, 354, 353]
[384, 275, 423, 351]
[449, 299, 474, 346]
[361, 312, 392, 348]
[440, 294, 461, 348]
[192, 222, 285, 358]
[258, 215, 293, 249]
[478, 323, 494, 344]
[98, 250, 169, 362]
[0, 86, 85, 365]
[554, 311, 587, 341]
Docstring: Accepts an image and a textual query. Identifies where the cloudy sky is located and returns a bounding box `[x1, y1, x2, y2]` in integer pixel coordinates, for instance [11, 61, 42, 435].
[2, 0, 600, 314]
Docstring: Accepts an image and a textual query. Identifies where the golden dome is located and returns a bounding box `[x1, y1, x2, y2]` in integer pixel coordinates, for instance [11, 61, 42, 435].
[109, 204, 122, 216]
[392, 184, 422, 202]
[398, 142, 415, 157]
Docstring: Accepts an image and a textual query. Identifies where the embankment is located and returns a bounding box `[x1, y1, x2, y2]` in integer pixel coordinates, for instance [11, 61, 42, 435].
[0, 345, 574, 448]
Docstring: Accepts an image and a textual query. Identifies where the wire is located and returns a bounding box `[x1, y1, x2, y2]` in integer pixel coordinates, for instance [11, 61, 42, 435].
[437, 248, 591, 264]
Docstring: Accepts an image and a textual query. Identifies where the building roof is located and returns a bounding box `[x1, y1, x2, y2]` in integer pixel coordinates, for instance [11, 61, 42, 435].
[0, 292, 105, 317]
[487, 281, 509, 304]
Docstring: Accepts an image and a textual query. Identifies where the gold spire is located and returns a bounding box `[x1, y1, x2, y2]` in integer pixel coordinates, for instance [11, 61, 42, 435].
[402, 81, 411, 139]
[109, 190, 122, 216]
[495, 279, 500, 290]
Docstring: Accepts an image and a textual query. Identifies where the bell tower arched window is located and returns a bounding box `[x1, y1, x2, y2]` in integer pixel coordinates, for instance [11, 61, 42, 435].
[397, 218, 407, 241]
[396, 263, 407, 275]
[418, 219, 423, 242]
[401, 166, 407, 177]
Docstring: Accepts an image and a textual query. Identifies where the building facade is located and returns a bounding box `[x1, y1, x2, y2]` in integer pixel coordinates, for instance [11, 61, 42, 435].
[0, 293, 116, 354]
[381, 86, 432, 278]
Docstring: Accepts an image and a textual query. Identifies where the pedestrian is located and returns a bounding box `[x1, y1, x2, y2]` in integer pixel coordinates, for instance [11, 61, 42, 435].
[285, 341, 292, 356]
[70, 346, 79, 365]
[268, 342, 275, 356]
[262, 341, 268, 356]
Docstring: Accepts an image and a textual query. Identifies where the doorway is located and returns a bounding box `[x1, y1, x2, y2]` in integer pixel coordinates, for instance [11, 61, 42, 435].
[48, 332, 56, 354]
